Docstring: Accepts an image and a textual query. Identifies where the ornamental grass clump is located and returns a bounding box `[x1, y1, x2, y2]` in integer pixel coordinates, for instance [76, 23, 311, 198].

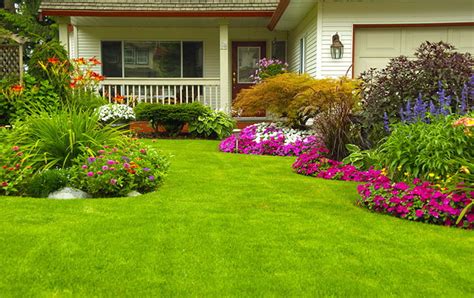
[70, 140, 169, 197]
[219, 123, 326, 157]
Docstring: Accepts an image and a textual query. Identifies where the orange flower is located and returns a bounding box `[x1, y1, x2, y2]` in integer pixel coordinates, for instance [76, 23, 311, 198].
[74, 57, 86, 65]
[113, 95, 125, 104]
[48, 57, 60, 64]
[10, 85, 23, 92]
[88, 57, 101, 65]
[453, 117, 474, 127]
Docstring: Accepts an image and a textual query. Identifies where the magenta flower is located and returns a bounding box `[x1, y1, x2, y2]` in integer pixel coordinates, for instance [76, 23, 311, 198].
[415, 210, 424, 217]
[107, 160, 115, 165]
[87, 171, 94, 177]
[123, 163, 130, 169]
[81, 165, 88, 169]
[102, 165, 109, 171]
[87, 157, 96, 163]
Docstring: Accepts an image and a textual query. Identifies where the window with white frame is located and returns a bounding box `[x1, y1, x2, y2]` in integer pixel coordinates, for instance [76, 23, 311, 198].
[299, 37, 306, 74]
[101, 41, 203, 78]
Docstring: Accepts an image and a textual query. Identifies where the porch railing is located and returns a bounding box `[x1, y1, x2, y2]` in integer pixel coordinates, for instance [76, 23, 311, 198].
[100, 78, 221, 110]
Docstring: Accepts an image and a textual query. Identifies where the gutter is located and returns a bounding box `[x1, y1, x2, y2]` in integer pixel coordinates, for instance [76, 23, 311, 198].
[39, 9, 274, 19]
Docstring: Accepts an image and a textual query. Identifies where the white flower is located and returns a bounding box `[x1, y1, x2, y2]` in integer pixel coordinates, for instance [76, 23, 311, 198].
[97, 104, 135, 122]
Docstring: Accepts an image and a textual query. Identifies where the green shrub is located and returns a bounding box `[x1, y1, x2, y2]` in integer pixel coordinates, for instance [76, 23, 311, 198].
[375, 114, 474, 181]
[135, 102, 208, 136]
[342, 144, 381, 170]
[27, 169, 69, 198]
[0, 74, 61, 124]
[11, 107, 126, 170]
[70, 141, 169, 197]
[27, 40, 69, 82]
[0, 144, 35, 196]
[188, 107, 235, 139]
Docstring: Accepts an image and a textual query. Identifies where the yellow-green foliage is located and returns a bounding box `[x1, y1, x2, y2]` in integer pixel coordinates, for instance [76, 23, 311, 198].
[234, 73, 360, 128]
[234, 73, 314, 126]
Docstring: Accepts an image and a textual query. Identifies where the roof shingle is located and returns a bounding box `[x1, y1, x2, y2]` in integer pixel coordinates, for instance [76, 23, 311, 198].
[40, 0, 280, 12]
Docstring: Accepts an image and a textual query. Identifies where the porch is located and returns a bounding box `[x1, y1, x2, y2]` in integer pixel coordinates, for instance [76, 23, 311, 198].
[56, 16, 287, 112]
[100, 78, 221, 109]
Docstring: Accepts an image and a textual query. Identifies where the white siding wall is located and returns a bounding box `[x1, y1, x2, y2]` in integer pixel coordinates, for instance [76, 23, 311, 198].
[76, 26, 220, 77]
[74, 26, 287, 79]
[287, 5, 318, 76]
[319, 0, 474, 78]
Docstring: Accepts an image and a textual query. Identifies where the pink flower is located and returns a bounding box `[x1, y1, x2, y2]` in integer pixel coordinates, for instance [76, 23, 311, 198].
[87, 171, 94, 177]
[11, 146, 19, 151]
[415, 210, 424, 217]
[123, 163, 130, 169]
[110, 179, 117, 185]
[81, 165, 88, 169]
[102, 165, 109, 171]
[107, 160, 115, 165]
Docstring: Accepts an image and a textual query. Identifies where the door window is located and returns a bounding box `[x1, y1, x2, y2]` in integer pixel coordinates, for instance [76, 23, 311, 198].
[237, 47, 260, 83]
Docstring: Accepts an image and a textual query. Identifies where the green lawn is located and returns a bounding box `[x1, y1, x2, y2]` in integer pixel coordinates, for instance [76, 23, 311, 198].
[1, 140, 473, 296]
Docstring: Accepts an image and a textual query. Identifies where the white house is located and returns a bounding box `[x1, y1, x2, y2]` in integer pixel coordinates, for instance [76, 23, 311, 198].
[40, 0, 474, 115]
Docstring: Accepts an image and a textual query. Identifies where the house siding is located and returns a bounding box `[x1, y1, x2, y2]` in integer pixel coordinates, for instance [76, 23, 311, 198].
[287, 5, 318, 76]
[76, 26, 220, 77]
[74, 26, 286, 78]
[318, 0, 474, 78]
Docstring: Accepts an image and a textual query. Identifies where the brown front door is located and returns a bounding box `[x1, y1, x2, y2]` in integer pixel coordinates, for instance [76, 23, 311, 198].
[231, 41, 267, 101]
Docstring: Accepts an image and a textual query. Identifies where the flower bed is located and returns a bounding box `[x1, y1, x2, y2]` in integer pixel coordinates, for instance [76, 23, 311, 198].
[292, 148, 474, 229]
[70, 141, 169, 197]
[357, 179, 474, 229]
[292, 148, 382, 182]
[219, 123, 326, 156]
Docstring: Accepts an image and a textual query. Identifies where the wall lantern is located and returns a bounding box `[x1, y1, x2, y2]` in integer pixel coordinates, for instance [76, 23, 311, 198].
[330, 33, 344, 59]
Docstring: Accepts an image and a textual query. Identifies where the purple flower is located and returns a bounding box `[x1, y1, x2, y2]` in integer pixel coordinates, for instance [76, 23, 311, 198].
[143, 167, 150, 172]
[148, 175, 155, 181]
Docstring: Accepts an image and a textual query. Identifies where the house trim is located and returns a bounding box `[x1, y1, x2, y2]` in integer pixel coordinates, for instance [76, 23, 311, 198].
[351, 22, 474, 78]
[267, 0, 290, 31]
[40, 9, 274, 18]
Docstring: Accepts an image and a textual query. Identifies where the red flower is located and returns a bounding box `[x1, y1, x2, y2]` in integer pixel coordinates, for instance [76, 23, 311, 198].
[10, 85, 23, 92]
[48, 57, 60, 64]
[11, 146, 19, 151]
[1, 182, 7, 187]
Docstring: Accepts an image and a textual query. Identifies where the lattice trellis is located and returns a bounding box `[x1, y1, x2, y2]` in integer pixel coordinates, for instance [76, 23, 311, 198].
[0, 44, 21, 78]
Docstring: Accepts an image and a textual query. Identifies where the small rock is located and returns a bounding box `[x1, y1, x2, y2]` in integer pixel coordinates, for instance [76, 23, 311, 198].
[48, 187, 91, 199]
[126, 191, 142, 197]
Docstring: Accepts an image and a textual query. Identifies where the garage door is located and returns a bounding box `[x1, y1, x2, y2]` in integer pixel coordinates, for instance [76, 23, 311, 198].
[354, 26, 474, 76]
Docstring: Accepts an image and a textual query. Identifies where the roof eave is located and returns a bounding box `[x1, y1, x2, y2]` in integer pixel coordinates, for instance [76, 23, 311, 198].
[40, 9, 275, 18]
[267, 0, 290, 31]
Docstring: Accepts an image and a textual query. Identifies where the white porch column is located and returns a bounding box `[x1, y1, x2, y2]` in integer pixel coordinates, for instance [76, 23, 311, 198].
[219, 22, 230, 113]
[56, 17, 71, 55]
[58, 24, 69, 52]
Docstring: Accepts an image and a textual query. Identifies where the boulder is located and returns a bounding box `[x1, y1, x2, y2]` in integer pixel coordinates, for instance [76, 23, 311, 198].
[126, 191, 142, 197]
[48, 187, 91, 199]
